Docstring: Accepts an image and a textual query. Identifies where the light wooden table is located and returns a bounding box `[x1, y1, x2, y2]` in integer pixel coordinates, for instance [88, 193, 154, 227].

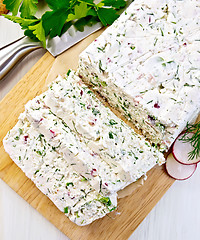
[1, 16, 200, 240]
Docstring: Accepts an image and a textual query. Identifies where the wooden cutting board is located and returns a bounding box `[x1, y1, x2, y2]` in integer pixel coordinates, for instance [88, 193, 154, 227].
[0, 30, 175, 240]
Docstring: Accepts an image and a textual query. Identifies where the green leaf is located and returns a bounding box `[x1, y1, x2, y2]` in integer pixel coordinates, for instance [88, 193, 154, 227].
[3, 0, 38, 17]
[87, 8, 97, 17]
[20, 0, 38, 18]
[24, 29, 40, 41]
[67, 2, 91, 21]
[3, 0, 21, 15]
[19, 128, 23, 135]
[84, 15, 99, 25]
[3, 0, 127, 44]
[34, 170, 39, 174]
[66, 182, 74, 187]
[45, 0, 70, 10]
[100, 81, 107, 86]
[66, 69, 72, 76]
[92, 108, 100, 116]
[64, 207, 68, 213]
[2, 15, 39, 29]
[109, 131, 114, 139]
[96, 8, 118, 26]
[102, 0, 126, 9]
[109, 119, 118, 125]
[98, 197, 112, 207]
[73, 17, 88, 32]
[29, 21, 46, 47]
[73, 15, 98, 32]
[81, 176, 87, 182]
[109, 206, 117, 212]
[42, 8, 70, 38]
[35, 150, 42, 155]
[60, 21, 73, 36]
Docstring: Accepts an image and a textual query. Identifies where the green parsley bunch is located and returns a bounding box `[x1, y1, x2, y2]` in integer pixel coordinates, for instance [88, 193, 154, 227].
[3, 0, 126, 47]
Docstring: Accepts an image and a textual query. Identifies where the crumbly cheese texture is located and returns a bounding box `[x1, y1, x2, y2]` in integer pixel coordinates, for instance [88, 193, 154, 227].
[78, 0, 200, 149]
[43, 71, 165, 182]
[3, 115, 117, 226]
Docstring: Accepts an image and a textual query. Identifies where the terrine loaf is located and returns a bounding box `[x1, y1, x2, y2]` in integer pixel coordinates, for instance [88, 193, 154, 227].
[78, 0, 200, 150]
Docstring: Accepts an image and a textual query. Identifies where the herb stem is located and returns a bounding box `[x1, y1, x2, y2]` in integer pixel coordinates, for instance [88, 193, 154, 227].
[180, 121, 200, 160]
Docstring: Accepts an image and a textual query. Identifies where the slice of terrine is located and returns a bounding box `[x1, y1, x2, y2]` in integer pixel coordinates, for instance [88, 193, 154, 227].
[42, 70, 165, 183]
[78, 0, 200, 150]
[3, 114, 117, 226]
[24, 95, 131, 195]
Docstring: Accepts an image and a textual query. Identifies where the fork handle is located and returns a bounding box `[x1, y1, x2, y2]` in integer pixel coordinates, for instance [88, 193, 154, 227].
[0, 36, 43, 80]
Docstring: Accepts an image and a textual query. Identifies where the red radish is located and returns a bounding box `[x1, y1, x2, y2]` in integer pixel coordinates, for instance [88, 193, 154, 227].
[166, 153, 197, 180]
[172, 133, 200, 165]
[24, 135, 28, 143]
[90, 168, 97, 177]
[50, 129, 56, 138]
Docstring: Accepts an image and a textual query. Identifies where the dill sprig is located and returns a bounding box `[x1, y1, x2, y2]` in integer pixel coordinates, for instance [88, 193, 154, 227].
[180, 121, 200, 160]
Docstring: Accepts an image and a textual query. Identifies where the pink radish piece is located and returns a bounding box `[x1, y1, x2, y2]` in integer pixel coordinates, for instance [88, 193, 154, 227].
[172, 133, 200, 165]
[166, 153, 197, 180]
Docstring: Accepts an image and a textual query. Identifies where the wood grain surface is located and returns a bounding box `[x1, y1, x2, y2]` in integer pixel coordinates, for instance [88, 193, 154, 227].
[0, 32, 175, 240]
